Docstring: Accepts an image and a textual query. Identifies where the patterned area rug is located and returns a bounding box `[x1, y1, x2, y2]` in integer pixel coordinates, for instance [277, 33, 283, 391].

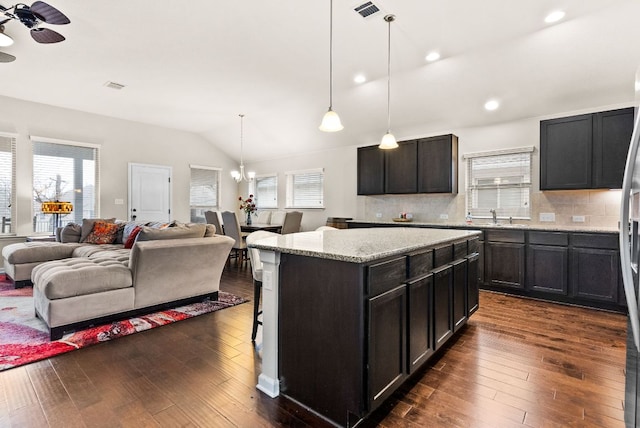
[0, 274, 246, 371]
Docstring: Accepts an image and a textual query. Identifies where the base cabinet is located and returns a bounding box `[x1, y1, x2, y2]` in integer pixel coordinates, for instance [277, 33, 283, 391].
[452, 259, 468, 332]
[407, 273, 434, 373]
[433, 265, 453, 351]
[526, 245, 569, 295]
[571, 247, 619, 303]
[466, 253, 480, 315]
[485, 241, 525, 289]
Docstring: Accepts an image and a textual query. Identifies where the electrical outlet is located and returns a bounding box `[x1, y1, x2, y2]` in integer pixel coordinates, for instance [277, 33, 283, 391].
[539, 212, 556, 222]
[572, 215, 586, 223]
[439, 214, 449, 220]
[114, 198, 124, 205]
[375, 213, 382, 218]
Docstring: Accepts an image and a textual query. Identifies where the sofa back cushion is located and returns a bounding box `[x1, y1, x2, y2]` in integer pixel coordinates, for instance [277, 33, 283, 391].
[135, 223, 206, 242]
[60, 223, 82, 243]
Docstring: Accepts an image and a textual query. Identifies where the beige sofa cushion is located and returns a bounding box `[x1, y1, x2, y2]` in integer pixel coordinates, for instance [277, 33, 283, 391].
[72, 244, 124, 258]
[2, 242, 78, 265]
[31, 258, 132, 300]
[136, 223, 206, 241]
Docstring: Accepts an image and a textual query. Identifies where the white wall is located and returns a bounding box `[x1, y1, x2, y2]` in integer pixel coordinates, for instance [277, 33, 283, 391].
[0, 95, 241, 237]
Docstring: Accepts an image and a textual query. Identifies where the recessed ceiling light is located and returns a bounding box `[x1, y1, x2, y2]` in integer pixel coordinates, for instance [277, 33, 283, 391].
[354, 74, 367, 84]
[544, 10, 565, 24]
[425, 51, 440, 62]
[484, 99, 500, 111]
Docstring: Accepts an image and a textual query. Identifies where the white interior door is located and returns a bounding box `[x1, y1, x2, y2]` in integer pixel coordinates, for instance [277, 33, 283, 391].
[128, 163, 172, 222]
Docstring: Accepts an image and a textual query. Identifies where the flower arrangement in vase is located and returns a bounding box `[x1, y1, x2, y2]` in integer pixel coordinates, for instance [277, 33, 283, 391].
[239, 195, 257, 224]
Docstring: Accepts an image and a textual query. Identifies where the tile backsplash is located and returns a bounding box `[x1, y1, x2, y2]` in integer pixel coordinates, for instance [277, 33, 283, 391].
[358, 189, 622, 228]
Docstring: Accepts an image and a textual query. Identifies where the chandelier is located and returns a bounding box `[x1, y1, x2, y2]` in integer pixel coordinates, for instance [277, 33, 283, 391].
[231, 114, 255, 182]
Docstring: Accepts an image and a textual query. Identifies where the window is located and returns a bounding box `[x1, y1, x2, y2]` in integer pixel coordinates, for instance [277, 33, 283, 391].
[32, 137, 100, 234]
[253, 174, 278, 209]
[465, 148, 533, 220]
[190, 165, 220, 223]
[285, 168, 324, 209]
[0, 133, 16, 235]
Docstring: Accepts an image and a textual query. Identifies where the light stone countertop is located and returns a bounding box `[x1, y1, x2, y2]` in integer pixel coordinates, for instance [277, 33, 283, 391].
[347, 219, 620, 234]
[248, 227, 481, 263]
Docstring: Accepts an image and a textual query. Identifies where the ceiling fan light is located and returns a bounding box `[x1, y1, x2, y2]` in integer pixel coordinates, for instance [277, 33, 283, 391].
[0, 31, 13, 47]
[319, 108, 344, 132]
[379, 132, 398, 149]
[231, 170, 241, 180]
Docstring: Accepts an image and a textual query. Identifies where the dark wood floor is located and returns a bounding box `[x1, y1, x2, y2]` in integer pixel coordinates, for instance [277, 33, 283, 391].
[0, 265, 628, 427]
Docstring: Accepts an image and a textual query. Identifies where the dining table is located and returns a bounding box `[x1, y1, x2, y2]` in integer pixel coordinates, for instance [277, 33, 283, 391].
[240, 223, 282, 233]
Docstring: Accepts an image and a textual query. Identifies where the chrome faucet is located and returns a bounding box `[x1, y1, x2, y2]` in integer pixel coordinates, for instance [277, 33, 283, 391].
[490, 209, 497, 224]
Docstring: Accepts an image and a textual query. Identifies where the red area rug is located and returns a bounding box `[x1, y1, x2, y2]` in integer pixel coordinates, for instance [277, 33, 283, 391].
[0, 274, 246, 371]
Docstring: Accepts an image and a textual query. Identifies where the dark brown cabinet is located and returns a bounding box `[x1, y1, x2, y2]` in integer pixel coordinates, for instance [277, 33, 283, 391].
[452, 258, 468, 332]
[466, 253, 480, 316]
[540, 107, 633, 190]
[407, 273, 433, 373]
[417, 134, 458, 194]
[356, 134, 458, 195]
[368, 284, 407, 408]
[357, 145, 385, 195]
[571, 233, 620, 304]
[385, 140, 417, 193]
[485, 230, 525, 290]
[433, 265, 453, 351]
[526, 231, 569, 295]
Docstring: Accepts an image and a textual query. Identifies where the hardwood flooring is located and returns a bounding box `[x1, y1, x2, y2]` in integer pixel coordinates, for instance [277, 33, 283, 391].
[0, 265, 628, 427]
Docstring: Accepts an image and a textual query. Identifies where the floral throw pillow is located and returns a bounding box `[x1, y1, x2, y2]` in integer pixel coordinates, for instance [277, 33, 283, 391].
[84, 221, 120, 245]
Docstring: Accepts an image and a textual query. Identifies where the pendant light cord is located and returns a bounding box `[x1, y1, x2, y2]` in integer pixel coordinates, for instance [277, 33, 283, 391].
[239, 113, 245, 167]
[386, 15, 393, 133]
[329, 0, 334, 109]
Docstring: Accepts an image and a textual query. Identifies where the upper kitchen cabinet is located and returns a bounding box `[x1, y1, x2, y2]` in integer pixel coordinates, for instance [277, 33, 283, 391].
[540, 107, 634, 190]
[417, 134, 458, 194]
[357, 145, 385, 195]
[357, 134, 459, 195]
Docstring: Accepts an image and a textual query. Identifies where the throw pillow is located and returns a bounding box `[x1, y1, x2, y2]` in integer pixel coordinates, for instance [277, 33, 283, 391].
[204, 223, 216, 237]
[60, 223, 82, 243]
[84, 221, 120, 245]
[80, 218, 116, 242]
[124, 225, 142, 249]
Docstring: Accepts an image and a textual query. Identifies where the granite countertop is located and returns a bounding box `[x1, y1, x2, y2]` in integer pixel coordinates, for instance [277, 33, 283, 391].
[249, 227, 482, 263]
[347, 219, 620, 234]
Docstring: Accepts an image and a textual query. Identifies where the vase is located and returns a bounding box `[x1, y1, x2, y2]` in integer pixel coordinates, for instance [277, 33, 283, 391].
[246, 212, 252, 225]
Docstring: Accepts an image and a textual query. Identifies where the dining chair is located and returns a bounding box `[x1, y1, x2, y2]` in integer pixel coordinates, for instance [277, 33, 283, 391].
[270, 211, 286, 226]
[246, 230, 279, 342]
[281, 211, 303, 234]
[204, 210, 223, 235]
[220, 211, 247, 266]
[256, 211, 271, 224]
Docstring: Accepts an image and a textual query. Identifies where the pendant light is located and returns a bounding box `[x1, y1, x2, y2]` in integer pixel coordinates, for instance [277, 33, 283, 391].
[379, 14, 398, 149]
[319, 0, 344, 132]
[231, 114, 255, 182]
[0, 25, 14, 47]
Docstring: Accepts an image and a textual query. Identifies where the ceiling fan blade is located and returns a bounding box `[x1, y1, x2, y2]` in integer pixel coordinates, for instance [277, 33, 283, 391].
[0, 51, 16, 62]
[30, 1, 69, 25]
[30, 27, 65, 43]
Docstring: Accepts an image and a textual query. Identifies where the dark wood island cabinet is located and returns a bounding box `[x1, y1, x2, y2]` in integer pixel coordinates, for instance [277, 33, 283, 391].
[250, 227, 481, 428]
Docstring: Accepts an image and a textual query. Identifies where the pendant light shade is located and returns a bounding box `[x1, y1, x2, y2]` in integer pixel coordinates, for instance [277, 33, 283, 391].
[319, 0, 343, 132]
[379, 14, 398, 149]
[0, 25, 14, 47]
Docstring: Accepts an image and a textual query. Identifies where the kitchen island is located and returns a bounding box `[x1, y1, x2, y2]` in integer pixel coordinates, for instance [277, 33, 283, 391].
[250, 227, 482, 427]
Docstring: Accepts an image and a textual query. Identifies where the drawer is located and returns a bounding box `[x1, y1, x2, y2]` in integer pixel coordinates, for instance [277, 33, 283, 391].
[529, 231, 569, 246]
[468, 237, 480, 253]
[453, 241, 468, 260]
[571, 233, 618, 250]
[434, 244, 453, 268]
[408, 249, 433, 279]
[485, 229, 525, 243]
[367, 256, 407, 296]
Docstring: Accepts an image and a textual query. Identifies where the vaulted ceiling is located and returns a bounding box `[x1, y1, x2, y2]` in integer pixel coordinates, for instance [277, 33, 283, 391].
[0, 0, 638, 162]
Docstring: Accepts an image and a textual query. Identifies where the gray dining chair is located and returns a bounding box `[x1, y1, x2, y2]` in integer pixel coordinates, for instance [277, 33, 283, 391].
[220, 211, 247, 266]
[281, 211, 303, 234]
[204, 210, 223, 235]
[246, 230, 279, 342]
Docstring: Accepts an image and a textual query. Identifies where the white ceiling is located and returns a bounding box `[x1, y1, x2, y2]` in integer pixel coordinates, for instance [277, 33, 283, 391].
[0, 0, 639, 163]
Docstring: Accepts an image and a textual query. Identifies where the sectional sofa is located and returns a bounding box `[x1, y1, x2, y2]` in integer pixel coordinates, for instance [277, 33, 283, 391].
[2, 219, 234, 339]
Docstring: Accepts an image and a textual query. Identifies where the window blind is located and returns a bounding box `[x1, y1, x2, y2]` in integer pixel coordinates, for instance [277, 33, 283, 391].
[0, 134, 16, 234]
[32, 138, 100, 233]
[255, 175, 278, 208]
[286, 169, 324, 209]
[466, 151, 531, 219]
[190, 166, 219, 223]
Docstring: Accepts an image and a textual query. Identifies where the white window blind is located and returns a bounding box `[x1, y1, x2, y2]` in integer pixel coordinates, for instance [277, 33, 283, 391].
[0, 134, 16, 235]
[32, 138, 100, 233]
[190, 166, 220, 223]
[466, 151, 531, 219]
[254, 175, 278, 208]
[286, 168, 324, 209]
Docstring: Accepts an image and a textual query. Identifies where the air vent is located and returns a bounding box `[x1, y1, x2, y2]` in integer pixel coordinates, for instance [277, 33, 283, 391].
[354, 1, 380, 19]
[103, 81, 125, 90]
